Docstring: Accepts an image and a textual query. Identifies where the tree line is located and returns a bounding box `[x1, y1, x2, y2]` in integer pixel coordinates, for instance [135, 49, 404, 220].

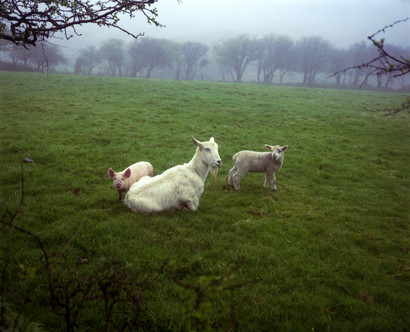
[1, 34, 409, 89]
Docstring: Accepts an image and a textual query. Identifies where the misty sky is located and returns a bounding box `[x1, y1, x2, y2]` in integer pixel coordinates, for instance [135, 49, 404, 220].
[57, 0, 410, 57]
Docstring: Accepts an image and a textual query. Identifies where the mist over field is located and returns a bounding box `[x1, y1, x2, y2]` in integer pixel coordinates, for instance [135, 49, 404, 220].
[1, 0, 409, 86]
[0, 0, 410, 90]
[56, 0, 410, 56]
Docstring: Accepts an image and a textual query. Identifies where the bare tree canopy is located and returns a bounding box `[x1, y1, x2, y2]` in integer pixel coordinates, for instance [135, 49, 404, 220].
[0, 0, 163, 47]
[330, 18, 410, 85]
[214, 34, 257, 82]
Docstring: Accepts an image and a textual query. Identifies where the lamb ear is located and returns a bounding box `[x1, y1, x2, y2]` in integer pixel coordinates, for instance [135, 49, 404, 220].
[108, 168, 115, 179]
[191, 136, 203, 148]
[265, 145, 272, 150]
[209, 137, 215, 143]
[124, 168, 131, 178]
[281, 145, 289, 152]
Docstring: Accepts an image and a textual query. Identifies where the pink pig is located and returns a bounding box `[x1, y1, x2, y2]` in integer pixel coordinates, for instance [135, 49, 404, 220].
[108, 162, 154, 200]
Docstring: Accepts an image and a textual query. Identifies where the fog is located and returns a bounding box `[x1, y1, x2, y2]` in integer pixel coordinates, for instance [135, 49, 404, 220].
[55, 0, 410, 60]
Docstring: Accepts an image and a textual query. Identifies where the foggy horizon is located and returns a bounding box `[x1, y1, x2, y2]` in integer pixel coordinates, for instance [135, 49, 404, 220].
[53, 0, 410, 58]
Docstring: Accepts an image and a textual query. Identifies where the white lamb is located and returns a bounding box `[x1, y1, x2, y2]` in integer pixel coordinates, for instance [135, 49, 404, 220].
[124, 136, 222, 213]
[228, 145, 288, 191]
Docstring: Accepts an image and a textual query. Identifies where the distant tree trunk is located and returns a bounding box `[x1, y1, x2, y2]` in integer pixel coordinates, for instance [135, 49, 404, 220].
[108, 61, 116, 76]
[175, 63, 182, 80]
[384, 74, 394, 88]
[334, 73, 341, 85]
[279, 69, 289, 84]
[353, 69, 361, 85]
[146, 65, 154, 78]
[279, 73, 285, 84]
[219, 67, 227, 81]
[303, 71, 308, 84]
[256, 63, 262, 83]
[263, 70, 276, 84]
[234, 68, 241, 82]
[376, 74, 382, 88]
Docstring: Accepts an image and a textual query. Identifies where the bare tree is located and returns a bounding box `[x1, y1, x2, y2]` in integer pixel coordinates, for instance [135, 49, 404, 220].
[256, 34, 278, 84]
[74, 45, 101, 75]
[100, 39, 125, 76]
[180, 42, 209, 80]
[327, 48, 349, 86]
[128, 38, 172, 78]
[3, 41, 65, 71]
[255, 34, 295, 84]
[346, 41, 375, 86]
[296, 36, 333, 84]
[8, 43, 30, 65]
[30, 44, 67, 72]
[0, 0, 163, 47]
[214, 34, 256, 82]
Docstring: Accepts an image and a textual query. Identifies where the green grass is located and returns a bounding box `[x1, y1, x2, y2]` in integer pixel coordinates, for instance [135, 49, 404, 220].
[1, 71, 409, 331]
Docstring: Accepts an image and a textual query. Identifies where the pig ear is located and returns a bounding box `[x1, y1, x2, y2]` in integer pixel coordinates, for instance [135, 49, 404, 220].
[108, 168, 115, 179]
[124, 168, 131, 178]
[281, 145, 288, 152]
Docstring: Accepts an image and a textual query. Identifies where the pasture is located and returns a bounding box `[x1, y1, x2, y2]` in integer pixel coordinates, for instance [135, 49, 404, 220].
[0, 71, 409, 331]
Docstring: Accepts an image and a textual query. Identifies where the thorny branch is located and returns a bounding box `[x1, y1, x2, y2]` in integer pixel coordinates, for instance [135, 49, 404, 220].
[329, 18, 410, 86]
[0, 162, 164, 330]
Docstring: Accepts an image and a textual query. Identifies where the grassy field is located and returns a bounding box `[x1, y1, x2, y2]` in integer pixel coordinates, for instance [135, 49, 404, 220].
[0, 71, 409, 331]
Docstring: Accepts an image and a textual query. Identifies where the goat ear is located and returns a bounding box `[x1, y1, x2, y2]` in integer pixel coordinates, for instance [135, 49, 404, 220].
[191, 136, 203, 148]
[108, 168, 115, 179]
[124, 168, 131, 178]
[281, 145, 288, 152]
[265, 145, 272, 150]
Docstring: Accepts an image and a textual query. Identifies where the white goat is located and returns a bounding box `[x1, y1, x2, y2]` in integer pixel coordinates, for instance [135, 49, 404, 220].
[228, 145, 288, 191]
[124, 136, 222, 213]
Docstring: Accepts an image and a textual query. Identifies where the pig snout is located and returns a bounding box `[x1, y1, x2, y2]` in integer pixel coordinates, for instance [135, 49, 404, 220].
[115, 182, 122, 189]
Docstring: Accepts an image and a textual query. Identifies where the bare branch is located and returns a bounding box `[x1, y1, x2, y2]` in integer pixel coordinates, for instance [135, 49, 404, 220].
[0, 161, 25, 324]
[328, 17, 410, 83]
[368, 18, 410, 39]
[0, 0, 164, 47]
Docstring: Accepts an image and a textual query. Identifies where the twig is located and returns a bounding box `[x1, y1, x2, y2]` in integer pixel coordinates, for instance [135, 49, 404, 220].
[0, 161, 25, 324]
[328, 17, 410, 83]
[368, 18, 410, 39]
